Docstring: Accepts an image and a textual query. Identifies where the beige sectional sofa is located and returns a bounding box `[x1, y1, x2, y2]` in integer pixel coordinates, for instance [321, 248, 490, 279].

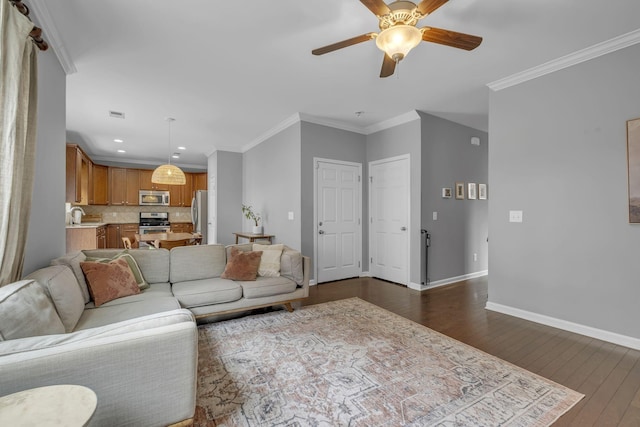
[0, 243, 310, 426]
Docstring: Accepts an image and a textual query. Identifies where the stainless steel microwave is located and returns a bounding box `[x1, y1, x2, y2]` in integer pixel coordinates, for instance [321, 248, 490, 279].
[139, 190, 170, 206]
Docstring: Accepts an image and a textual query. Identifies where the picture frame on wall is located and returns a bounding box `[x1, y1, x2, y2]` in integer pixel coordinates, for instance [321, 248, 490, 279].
[478, 184, 487, 200]
[455, 182, 465, 199]
[468, 183, 477, 200]
[627, 117, 640, 223]
[442, 188, 452, 198]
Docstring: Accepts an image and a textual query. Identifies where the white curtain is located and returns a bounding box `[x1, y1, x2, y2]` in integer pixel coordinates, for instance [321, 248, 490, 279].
[0, 0, 38, 286]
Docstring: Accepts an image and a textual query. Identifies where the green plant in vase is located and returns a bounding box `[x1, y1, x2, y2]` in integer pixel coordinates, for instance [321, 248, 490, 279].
[242, 204, 262, 234]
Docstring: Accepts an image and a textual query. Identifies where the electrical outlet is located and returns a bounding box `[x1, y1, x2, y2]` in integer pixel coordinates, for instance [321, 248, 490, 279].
[176, 212, 180, 217]
[288, 211, 294, 220]
[509, 210, 523, 223]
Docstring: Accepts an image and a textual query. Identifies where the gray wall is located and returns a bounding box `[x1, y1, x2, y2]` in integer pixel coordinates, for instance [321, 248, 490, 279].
[419, 112, 488, 283]
[488, 43, 640, 338]
[300, 121, 367, 279]
[23, 50, 66, 276]
[208, 151, 243, 245]
[367, 118, 422, 285]
[243, 123, 302, 248]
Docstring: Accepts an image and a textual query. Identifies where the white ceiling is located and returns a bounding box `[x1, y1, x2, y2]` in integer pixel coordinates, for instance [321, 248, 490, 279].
[33, 0, 640, 168]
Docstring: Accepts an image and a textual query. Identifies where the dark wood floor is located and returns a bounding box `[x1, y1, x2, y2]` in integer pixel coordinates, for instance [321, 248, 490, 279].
[301, 276, 640, 426]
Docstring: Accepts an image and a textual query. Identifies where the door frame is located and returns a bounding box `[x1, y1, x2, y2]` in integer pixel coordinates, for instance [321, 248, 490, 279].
[313, 157, 363, 284]
[368, 154, 411, 286]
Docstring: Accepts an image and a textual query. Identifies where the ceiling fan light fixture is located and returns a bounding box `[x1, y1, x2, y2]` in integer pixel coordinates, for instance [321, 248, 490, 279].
[152, 117, 186, 185]
[375, 25, 422, 61]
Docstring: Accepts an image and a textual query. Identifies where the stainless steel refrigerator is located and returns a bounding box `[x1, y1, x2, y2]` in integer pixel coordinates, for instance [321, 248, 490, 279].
[191, 190, 208, 244]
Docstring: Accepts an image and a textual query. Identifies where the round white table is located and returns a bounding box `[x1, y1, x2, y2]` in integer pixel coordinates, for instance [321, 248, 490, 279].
[0, 384, 97, 426]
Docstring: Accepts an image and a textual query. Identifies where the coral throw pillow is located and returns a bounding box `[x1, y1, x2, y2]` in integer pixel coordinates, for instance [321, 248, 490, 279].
[221, 247, 263, 281]
[80, 258, 141, 306]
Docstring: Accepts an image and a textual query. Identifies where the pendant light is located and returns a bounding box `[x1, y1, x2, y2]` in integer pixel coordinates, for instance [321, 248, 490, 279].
[152, 117, 186, 185]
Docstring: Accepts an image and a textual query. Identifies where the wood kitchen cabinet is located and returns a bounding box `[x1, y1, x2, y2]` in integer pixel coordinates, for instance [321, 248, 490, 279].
[109, 168, 139, 206]
[90, 164, 109, 205]
[106, 223, 138, 249]
[96, 225, 107, 248]
[66, 144, 91, 205]
[168, 173, 193, 207]
[193, 172, 207, 192]
[139, 169, 169, 191]
[66, 225, 106, 252]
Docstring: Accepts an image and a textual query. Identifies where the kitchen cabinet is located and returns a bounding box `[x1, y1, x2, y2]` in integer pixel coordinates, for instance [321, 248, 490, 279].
[96, 225, 107, 249]
[171, 223, 193, 233]
[90, 164, 109, 205]
[168, 173, 193, 207]
[109, 168, 139, 206]
[139, 169, 169, 191]
[66, 144, 91, 205]
[193, 172, 207, 192]
[106, 223, 139, 249]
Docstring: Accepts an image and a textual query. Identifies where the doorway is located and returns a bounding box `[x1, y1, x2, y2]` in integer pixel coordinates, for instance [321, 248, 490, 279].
[314, 158, 362, 283]
[369, 155, 410, 285]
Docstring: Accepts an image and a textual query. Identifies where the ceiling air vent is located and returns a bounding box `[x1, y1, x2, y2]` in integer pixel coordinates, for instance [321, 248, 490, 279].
[109, 110, 125, 119]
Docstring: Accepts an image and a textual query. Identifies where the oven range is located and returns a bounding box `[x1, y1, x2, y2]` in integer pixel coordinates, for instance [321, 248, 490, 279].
[138, 212, 170, 234]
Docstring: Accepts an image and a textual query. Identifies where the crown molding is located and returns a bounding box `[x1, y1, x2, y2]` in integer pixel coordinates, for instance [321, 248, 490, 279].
[29, 0, 77, 74]
[364, 110, 420, 134]
[298, 113, 366, 134]
[488, 28, 640, 91]
[241, 113, 301, 153]
[204, 145, 243, 158]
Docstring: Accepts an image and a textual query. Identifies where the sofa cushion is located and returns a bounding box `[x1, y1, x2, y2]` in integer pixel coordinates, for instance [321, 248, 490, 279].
[280, 246, 304, 286]
[84, 249, 170, 285]
[85, 251, 150, 290]
[25, 265, 85, 332]
[83, 283, 173, 309]
[221, 247, 262, 281]
[170, 245, 226, 283]
[80, 258, 141, 307]
[51, 251, 91, 303]
[0, 280, 65, 340]
[238, 276, 298, 299]
[172, 278, 242, 308]
[74, 296, 181, 331]
[253, 243, 284, 277]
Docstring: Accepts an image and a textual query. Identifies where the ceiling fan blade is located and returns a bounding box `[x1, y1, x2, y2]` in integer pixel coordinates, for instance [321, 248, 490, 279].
[421, 27, 482, 50]
[416, 0, 449, 16]
[312, 33, 376, 56]
[380, 54, 396, 78]
[360, 0, 391, 16]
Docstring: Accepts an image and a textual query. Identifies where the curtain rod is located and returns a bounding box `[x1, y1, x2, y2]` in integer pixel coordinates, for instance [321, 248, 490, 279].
[9, 0, 48, 51]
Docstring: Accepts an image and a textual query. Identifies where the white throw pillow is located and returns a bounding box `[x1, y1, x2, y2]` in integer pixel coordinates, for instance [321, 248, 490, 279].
[252, 244, 284, 277]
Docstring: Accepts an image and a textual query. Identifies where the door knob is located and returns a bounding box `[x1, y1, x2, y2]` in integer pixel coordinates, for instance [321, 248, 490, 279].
[319, 230, 325, 234]
[401, 227, 407, 231]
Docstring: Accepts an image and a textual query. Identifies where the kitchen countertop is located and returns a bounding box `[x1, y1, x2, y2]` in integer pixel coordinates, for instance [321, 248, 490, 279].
[66, 223, 108, 229]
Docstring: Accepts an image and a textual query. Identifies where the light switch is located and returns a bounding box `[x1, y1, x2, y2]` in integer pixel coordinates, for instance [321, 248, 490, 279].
[288, 211, 294, 220]
[509, 210, 523, 223]
[433, 211, 438, 221]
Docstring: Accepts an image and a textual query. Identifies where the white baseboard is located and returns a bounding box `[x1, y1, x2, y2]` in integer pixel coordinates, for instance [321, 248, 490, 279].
[485, 301, 640, 351]
[409, 270, 489, 291]
[360, 271, 371, 277]
[309, 279, 317, 286]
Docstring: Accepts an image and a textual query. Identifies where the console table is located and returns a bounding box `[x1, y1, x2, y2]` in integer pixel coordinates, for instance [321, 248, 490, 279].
[233, 232, 274, 244]
[0, 384, 97, 426]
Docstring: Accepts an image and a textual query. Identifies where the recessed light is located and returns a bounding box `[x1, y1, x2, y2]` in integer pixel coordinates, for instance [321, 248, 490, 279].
[172, 153, 180, 159]
[114, 138, 123, 143]
[117, 149, 126, 153]
[177, 146, 186, 150]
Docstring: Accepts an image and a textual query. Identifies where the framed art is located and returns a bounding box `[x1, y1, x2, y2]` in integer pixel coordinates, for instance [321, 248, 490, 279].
[478, 183, 487, 200]
[628, 118, 640, 223]
[442, 188, 452, 198]
[455, 182, 465, 199]
[467, 183, 477, 200]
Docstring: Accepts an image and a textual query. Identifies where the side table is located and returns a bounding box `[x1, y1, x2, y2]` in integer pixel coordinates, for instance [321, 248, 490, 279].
[0, 384, 97, 426]
[233, 232, 275, 244]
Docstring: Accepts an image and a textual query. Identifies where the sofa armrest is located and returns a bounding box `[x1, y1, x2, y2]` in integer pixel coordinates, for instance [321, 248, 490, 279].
[0, 312, 197, 427]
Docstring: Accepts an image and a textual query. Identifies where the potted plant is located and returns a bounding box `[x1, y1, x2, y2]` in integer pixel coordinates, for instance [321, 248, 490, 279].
[242, 204, 262, 234]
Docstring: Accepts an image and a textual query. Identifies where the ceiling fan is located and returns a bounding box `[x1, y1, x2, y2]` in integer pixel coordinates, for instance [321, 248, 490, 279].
[312, 0, 482, 78]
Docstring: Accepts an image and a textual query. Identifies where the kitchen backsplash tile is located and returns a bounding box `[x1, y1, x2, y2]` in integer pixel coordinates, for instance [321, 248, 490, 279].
[82, 205, 192, 224]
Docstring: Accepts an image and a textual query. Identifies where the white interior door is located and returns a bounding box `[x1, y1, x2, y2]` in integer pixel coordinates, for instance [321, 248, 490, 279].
[369, 155, 409, 285]
[315, 159, 362, 283]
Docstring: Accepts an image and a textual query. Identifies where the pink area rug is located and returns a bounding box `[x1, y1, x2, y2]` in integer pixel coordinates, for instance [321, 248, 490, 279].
[195, 298, 583, 426]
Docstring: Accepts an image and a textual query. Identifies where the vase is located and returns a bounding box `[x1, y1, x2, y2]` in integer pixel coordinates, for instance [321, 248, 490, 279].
[252, 225, 263, 235]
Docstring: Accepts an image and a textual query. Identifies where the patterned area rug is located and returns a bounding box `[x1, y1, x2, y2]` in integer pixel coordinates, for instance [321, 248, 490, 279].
[195, 298, 583, 426]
